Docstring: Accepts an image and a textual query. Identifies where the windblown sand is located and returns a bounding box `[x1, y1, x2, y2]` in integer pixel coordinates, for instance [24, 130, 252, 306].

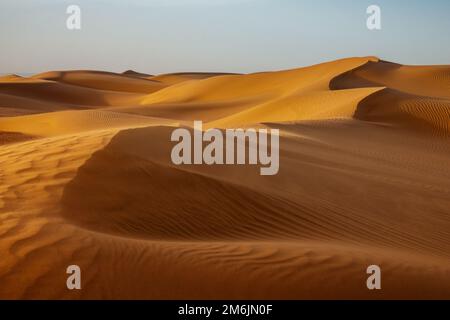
[1, 57, 450, 299]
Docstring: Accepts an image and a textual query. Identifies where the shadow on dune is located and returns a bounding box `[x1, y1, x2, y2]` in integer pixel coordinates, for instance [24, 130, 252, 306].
[0, 81, 112, 106]
[59, 126, 324, 241]
[329, 60, 450, 135]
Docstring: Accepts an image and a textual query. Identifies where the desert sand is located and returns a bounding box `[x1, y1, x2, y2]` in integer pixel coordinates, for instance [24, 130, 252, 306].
[0, 56, 450, 299]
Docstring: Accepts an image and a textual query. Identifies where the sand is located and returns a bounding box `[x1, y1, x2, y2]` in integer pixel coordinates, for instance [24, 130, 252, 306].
[0, 57, 450, 299]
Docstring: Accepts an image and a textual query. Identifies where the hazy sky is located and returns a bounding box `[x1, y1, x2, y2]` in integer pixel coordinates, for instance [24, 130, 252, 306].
[1, 0, 450, 74]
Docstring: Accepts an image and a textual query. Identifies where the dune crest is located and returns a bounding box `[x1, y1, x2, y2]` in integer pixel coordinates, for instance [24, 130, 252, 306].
[33, 70, 166, 94]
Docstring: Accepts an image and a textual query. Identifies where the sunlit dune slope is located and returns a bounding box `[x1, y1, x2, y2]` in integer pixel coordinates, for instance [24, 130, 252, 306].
[138, 57, 383, 125]
[141, 57, 379, 105]
[0, 109, 174, 137]
[208, 87, 383, 128]
[149, 72, 238, 86]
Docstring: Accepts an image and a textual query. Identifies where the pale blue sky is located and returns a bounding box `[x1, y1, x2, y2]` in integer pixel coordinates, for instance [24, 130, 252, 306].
[1, 0, 450, 74]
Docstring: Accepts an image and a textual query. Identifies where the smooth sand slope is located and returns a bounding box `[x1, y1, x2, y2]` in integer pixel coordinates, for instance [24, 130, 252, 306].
[0, 57, 450, 299]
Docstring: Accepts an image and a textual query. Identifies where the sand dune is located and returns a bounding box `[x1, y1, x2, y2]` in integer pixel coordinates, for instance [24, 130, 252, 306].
[141, 57, 379, 105]
[0, 131, 35, 145]
[0, 110, 175, 137]
[0, 74, 25, 82]
[122, 70, 153, 78]
[0, 78, 141, 112]
[331, 60, 450, 99]
[1, 57, 450, 299]
[33, 70, 166, 94]
[149, 72, 238, 86]
[331, 60, 450, 134]
[0, 92, 75, 116]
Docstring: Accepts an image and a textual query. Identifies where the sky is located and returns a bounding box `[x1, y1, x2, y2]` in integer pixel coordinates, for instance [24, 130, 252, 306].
[1, 0, 450, 74]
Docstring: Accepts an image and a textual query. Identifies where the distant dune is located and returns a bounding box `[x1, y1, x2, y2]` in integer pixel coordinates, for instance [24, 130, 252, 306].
[0, 57, 450, 299]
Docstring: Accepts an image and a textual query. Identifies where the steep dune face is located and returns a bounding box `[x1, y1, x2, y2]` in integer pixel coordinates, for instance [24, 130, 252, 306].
[330, 60, 450, 99]
[208, 87, 383, 128]
[354, 88, 450, 134]
[331, 60, 450, 134]
[1, 57, 450, 299]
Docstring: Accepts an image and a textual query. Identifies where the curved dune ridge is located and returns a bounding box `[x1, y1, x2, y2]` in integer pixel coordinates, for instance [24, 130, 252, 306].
[33, 70, 166, 94]
[1, 57, 450, 299]
[331, 60, 450, 134]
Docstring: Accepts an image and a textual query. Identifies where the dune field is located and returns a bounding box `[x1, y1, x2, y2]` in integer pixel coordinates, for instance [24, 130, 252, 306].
[0, 56, 449, 299]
